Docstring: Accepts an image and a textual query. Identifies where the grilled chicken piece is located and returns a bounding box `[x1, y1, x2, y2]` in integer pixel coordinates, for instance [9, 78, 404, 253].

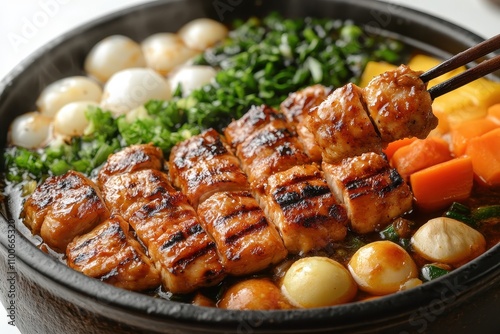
[66, 215, 161, 291]
[280, 85, 332, 162]
[169, 129, 248, 208]
[101, 169, 175, 221]
[197, 191, 287, 275]
[264, 164, 348, 254]
[363, 64, 436, 144]
[23, 170, 109, 252]
[322, 152, 412, 234]
[281, 84, 333, 124]
[226, 107, 310, 192]
[129, 194, 225, 293]
[224, 105, 283, 150]
[304, 83, 383, 164]
[97, 143, 164, 185]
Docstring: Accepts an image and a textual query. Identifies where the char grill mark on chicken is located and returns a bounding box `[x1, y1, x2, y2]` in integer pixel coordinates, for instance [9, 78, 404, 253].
[197, 190, 288, 275]
[170, 129, 288, 275]
[263, 164, 348, 254]
[322, 152, 413, 234]
[99, 144, 225, 293]
[23, 170, 109, 252]
[225, 105, 310, 193]
[97, 144, 164, 185]
[280, 84, 333, 162]
[66, 215, 161, 291]
[169, 128, 249, 209]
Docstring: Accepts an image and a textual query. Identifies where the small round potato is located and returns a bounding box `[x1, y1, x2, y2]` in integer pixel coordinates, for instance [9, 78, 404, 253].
[9, 112, 52, 148]
[218, 278, 293, 310]
[53, 101, 98, 137]
[100, 68, 171, 117]
[348, 241, 417, 295]
[281, 257, 357, 308]
[169, 65, 217, 96]
[178, 18, 228, 51]
[84, 35, 146, 83]
[141, 33, 197, 75]
[411, 217, 486, 266]
[36, 76, 102, 118]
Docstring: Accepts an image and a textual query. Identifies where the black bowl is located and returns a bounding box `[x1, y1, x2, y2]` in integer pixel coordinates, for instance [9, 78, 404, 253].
[1, 1, 499, 333]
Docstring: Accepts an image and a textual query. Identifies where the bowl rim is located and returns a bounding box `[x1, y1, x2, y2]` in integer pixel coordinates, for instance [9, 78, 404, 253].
[1, 0, 499, 331]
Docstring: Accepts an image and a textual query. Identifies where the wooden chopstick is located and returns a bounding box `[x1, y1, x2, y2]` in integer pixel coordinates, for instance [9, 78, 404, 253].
[427, 54, 500, 100]
[420, 33, 500, 83]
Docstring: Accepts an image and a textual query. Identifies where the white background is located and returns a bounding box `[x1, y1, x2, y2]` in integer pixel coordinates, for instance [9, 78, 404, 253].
[1, 0, 499, 333]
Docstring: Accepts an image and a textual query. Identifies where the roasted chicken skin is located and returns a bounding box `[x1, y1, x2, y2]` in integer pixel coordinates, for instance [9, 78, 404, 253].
[97, 143, 164, 185]
[197, 191, 287, 275]
[280, 84, 332, 162]
[224, 104, 283, 150]
[23, 170, 109, 252]
[303, 83, 382, 164]
[363, 64, 436, 144]
[169, 129, 248, 209]
[226, 106, 310, 192]
[264, 164, 348, 254]
[66, 215, 161, 291]
[322, 152, 413, 234]
[129, 193, 226, 293]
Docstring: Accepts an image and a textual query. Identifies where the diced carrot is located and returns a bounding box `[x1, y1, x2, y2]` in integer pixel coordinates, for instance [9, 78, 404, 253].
[390, 137, 452, 182]
[450, 118, 498, 156]
[410, 156, 473, 212]
[487, 103, 500, 124]
[465, 128, 500, 186]
[383, 137, 417, 161]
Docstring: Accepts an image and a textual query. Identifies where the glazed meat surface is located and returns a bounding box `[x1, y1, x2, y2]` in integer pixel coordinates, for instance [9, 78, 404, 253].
[363, 64, 436, 144]
[322, 152, 413, 234]
[129, 193, 226, 293]
[23, 170, 109, 252]
[224, 105, 283, 150]
[227, 108, 310, 192]
[101, 168, 175, 221]
[264, 164, 348, 254]
[304, 83, 382, 164]
[67, 215, 161, 291]
[98, 143, 164, 185]
[280, 84, 332, 162]
[169, 129, 248, 208]
[197, 191, 287, 275]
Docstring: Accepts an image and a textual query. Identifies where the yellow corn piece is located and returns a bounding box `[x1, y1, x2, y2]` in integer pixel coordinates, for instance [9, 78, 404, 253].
[359, 61, 397, 88]
[409, 54, 500, 134]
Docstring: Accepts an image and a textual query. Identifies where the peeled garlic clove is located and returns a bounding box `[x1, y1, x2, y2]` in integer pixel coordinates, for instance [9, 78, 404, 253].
[84, 35, 146, 83]
[281, 256, 357, 308]
[36, 76, 102, 118]
[411, 217, 486, 265]
[348, 240, 417, 295]
[9, 112, 52, 148]
[141, 33, 197, 76]
[178, 18, 228, 51]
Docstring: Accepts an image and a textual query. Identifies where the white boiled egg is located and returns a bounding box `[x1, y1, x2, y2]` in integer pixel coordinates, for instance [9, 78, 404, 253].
[36, 76, 102, 118]
[169, 65, 217, 96]
[178, 18, 228, 51]
[9, 112, 52, 148]
[100, 68, 170, 116]
[53, 101, 98, 137]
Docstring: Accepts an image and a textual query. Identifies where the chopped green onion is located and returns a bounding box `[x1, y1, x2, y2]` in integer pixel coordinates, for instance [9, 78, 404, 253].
[421, 264, 450, 281]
